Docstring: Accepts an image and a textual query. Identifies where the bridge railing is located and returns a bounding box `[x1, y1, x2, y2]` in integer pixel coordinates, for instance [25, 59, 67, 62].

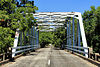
[11, 45, 38, 58]
[65, 45, 89, 58]
[0, 53, 10, 61]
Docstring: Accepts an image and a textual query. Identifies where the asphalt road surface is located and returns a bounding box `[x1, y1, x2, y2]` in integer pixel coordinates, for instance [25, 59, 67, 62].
[1, 46, 97, 67]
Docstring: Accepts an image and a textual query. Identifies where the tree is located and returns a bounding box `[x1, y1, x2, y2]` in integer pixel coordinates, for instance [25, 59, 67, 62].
[52, 27, 66, 49]
[0, 0, 38, 54]
[39, 32, 53, 48]
[83, 6, 100, 53]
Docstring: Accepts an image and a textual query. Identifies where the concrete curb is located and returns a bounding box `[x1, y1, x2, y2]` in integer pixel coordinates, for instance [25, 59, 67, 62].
[0, 49, 39, 66]
[65, 50, 100, 67]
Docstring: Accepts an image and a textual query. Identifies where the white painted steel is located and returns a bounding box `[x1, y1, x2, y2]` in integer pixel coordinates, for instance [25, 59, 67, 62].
[12, 29, 19, 57]
[78, 13, 88, 58]
[38, 23, 64, 26]
[40, 29, 55, 32]
[33, 12, 78, 22]
[33, 12, 88, 58]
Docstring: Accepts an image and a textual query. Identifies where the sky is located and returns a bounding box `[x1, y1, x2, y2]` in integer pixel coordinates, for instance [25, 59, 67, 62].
[30, 0, 100, 13]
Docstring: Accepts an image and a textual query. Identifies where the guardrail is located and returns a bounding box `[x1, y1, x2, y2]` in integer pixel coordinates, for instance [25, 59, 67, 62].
[0, 53, 10, 62]
[12, 45, 38, 58]
[0, 45, 39, 63]
[0, 53, 6, 61]
[65, 45, 89, 58]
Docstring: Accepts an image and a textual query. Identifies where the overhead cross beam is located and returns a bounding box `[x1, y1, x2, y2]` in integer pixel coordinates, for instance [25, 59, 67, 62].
[39, 29, 55, 32]
[33, 12, 80, 32]
[33, 12, 88, 58]
[38, 23, 64, 26]
[33, 12, 79, 22]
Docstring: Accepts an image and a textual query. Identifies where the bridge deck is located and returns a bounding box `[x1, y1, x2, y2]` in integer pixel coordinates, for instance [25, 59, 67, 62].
[2, 47, 96, 67]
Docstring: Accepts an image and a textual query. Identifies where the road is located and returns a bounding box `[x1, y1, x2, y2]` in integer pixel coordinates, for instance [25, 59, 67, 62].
[1, 47, 97, 67]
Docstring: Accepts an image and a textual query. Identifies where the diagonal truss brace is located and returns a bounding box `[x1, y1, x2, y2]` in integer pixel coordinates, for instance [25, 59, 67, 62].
[33, 12, 88, 58]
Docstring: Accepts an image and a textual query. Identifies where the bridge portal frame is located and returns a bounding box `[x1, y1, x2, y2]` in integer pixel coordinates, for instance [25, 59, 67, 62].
[33, 12, 88, 58]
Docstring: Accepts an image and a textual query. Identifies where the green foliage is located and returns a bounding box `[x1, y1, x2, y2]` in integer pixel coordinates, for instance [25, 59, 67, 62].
[83, 6, 100, 53]
[0, 0, 38, 53]
[0, 27, 14, 53]
[52, 27, 66, 48]
[39, 27, 66, 48]
[0, 10, 9, 20]
[0, 0, 16, 14]
[39, 32, 53, 47]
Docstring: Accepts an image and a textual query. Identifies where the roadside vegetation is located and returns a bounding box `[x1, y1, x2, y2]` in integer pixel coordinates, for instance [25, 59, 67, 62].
[83, 6, 100, 53]
[0, 0, 38, 54]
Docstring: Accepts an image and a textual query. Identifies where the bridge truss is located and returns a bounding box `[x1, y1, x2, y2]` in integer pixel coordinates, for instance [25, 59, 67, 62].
[12, 12, 89, 58]
[33, 12, 89, 58]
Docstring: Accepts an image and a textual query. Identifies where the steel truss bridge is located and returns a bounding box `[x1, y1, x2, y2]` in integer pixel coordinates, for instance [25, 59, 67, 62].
[12, 12, 89, 59]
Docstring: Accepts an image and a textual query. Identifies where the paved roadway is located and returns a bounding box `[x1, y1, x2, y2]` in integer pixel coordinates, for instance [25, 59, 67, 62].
[1, 47, 97, 67]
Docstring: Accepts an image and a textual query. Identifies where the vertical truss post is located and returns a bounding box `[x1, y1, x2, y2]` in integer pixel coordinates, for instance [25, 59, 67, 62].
[72, 17, 75, 47]
[69, 18, 71, 47]
[38, 30, 39, 48]
[31, 27, 33, 47]
[67, 21, 69, 47]
[35, 27, 37, 48]
[68, 22, 70, 47]
[33, 26, 35, 49]
[65, 20, 67, 49]
[20, 32, 22, 46]
[77, 20, 81, 47]
[36, 30, 38, 48]
[29, 30, 31, 45]
[76, 22, 78, 46]
[37, 30, 39, 48]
